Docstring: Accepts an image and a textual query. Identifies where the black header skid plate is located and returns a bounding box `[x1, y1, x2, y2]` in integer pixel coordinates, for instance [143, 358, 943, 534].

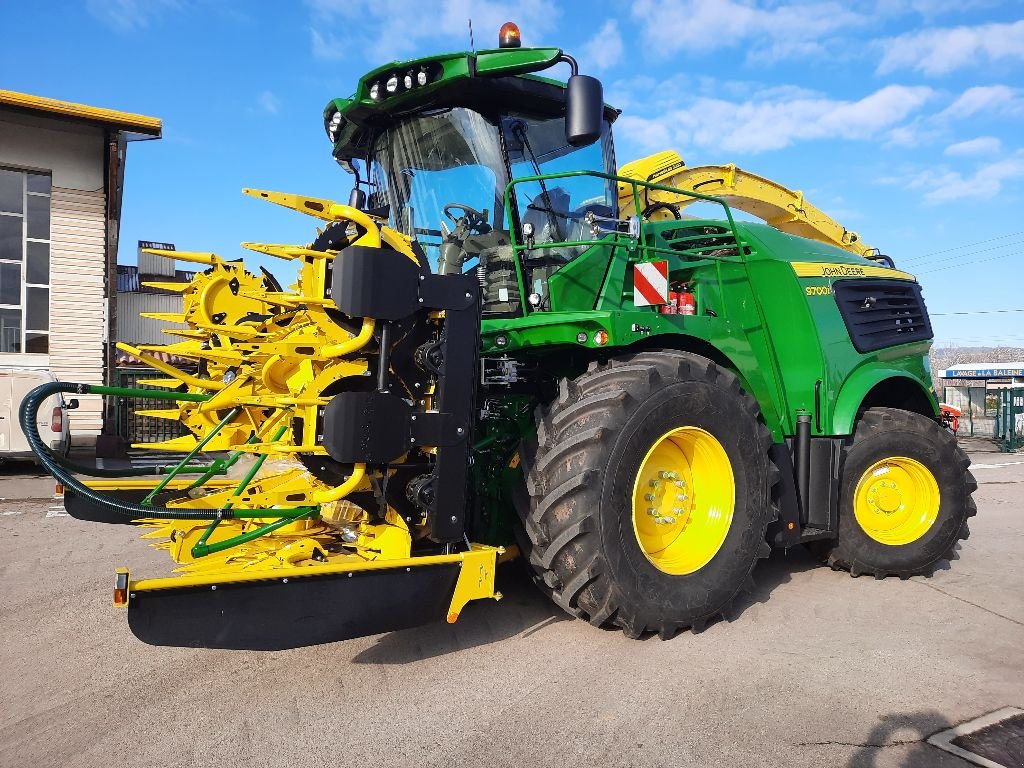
[128, 563, 461, 650]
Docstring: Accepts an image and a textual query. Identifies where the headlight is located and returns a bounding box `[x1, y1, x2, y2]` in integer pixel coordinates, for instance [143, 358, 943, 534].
[417, 68, 428, 86]
[369, 82, 381, 100]
[386, 75, 398, 93]
[404, 72, 413, 89]
[328, 111, 342, 141]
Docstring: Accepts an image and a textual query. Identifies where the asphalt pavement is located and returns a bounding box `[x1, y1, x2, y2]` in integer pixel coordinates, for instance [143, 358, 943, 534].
[1, 439, 1021, 768]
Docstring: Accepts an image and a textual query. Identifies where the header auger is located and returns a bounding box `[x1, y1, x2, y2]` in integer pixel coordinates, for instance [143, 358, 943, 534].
[24, 22, 976, 648]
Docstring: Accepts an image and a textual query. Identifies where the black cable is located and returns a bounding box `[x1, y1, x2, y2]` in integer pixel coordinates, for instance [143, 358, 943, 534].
[901, 230, 1024, 264]
[931, 308, 1024, 316]
[903, 242, 1018, 270]
[918, 250, 1022, 275]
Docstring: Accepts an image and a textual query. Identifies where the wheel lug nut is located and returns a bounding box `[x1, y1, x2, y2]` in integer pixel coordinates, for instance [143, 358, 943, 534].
[661, 516, 676, 525]
[674, 480, 686, 488]
[677, 494, 688, 501]
[644, 493, 656, 502]
[659, 471, 679, 480]
[649, 479, 661, 488]
[647, 508, 659, 516]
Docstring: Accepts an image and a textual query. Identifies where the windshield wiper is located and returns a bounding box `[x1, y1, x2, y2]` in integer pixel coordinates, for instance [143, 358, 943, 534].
[511, 121, 563, 242]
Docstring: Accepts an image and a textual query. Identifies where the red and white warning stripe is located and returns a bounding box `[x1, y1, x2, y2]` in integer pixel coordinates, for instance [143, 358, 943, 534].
[633, 261, 669, 306]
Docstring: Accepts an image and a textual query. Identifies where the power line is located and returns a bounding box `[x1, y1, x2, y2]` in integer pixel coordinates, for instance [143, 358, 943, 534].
[935, 339, 1024, 344]
[901, 242, 1018, 270]
[917, 250, 1023, 275]
[933, 336, 1024, 343]
[931, 308, 1024, 316]
[900, 230, 1024, 264]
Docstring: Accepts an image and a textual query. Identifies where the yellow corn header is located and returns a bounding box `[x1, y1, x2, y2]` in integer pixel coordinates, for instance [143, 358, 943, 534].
[23, 189, 503, 649]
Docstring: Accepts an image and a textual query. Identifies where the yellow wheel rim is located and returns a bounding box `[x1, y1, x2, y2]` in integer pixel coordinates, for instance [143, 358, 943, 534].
[631, 427, 735, 575]
[853, 456, 940, 546]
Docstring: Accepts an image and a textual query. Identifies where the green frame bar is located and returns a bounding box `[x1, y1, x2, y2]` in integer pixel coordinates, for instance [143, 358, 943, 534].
[88, 383, 211, 403]
[190, 509, 317, 559]
[502, 169, 743, 317]
[140, 407, 242, 506]
[190, 424, 291, 558]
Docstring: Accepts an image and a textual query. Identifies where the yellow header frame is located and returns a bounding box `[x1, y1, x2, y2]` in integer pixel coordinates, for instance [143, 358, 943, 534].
[0, 89, 161, 136]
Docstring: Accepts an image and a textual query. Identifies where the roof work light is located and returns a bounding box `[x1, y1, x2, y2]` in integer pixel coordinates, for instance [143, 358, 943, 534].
[498, 22, 521, 48]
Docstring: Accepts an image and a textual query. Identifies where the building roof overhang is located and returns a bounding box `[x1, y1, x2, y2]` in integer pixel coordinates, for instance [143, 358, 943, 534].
[0, 89, 161, 140]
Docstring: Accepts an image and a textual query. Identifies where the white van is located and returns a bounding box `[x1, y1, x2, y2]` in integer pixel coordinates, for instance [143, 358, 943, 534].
[0, 369, 73, 462]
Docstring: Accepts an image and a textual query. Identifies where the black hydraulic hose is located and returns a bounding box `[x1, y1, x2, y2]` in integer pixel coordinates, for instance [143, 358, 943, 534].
[20, 381, 229, 521]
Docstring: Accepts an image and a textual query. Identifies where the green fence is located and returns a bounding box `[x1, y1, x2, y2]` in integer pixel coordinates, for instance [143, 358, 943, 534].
[997, 387, 1024, 453]
[115, 367, 192, 446]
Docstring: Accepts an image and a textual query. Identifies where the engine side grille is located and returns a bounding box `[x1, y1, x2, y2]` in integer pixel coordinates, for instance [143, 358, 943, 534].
[833, 279, 932, 353]
[659, 224, 739, 258]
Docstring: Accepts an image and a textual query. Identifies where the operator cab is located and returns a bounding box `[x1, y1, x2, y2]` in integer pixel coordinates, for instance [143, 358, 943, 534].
[360, 76, 617, 315]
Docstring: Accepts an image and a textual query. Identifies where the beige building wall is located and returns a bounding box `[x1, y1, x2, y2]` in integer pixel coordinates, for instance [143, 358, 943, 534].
[49, 186, 107, 435]
[0, 114, 107, 440]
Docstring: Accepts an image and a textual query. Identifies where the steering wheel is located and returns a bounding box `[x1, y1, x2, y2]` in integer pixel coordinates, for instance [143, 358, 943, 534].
[443, 203, 490, 233]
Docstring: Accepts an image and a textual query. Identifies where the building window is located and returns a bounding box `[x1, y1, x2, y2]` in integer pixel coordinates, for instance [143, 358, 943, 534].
[0, 166, 51, 354]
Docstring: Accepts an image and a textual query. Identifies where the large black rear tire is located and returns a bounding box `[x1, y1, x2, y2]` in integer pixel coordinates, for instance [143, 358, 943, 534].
[517, 351, 777, 638]
[816, 407, 976, 578]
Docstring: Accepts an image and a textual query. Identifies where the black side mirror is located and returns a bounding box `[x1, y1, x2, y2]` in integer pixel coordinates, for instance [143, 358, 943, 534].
[565, 74, 604, 147]
[339, 158, 366, 210]
[66, 399, 79, 410]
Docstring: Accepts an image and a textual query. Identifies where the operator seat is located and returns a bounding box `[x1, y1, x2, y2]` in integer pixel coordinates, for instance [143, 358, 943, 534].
[522, 187, 571, 245]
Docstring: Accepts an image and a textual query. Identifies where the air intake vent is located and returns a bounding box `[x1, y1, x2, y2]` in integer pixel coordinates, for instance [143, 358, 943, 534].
[659, 224, 739, 258]
[833, 279, 932, 353]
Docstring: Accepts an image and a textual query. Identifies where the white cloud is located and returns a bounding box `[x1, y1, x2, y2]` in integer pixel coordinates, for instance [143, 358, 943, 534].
[618, 84, 934, 155]
[944, 136, 1001, 156]
[874, 0, 999, 15]
[884, 85, 1021, 148]
[257, 90, 280, 114]
[938, 85, 1024, 119]
[87, 0, 181, 33]
[305, 0, 561, 62]
[884, 117, 940, 148]
[877, 20, 1024, 76]
[631, 0, 866, 62]
[310, 27, 346, 61]
[581, 20, 623, 72]
[888, 151, 1024, 204]
[882, 82, 1023, 149]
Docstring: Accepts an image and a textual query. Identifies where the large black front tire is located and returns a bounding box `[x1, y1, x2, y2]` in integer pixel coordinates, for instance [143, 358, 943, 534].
[817, 407, 977, 578]
[517, 351, 777, 639]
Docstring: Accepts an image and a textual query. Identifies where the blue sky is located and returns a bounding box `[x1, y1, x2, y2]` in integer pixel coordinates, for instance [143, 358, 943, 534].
[3, 0, 1023, 347]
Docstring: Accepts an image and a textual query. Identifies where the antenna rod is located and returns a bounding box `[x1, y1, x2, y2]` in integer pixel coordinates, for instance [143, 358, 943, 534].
[468, 17, 475, 53]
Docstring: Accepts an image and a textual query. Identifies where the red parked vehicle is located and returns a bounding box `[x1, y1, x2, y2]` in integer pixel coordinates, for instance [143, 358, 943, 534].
[939, 403, 961, 435]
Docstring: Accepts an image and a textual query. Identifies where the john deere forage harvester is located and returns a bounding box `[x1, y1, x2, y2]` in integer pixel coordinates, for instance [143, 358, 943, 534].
[23, 23, 976, 649]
